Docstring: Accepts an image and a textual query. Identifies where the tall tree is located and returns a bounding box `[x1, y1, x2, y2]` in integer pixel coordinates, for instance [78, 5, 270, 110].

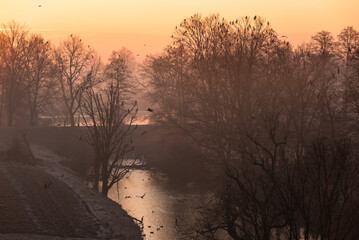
[54, 34, 101, 126]
[81, 84, 138, 196]
[24, 34, 56, 126]
[337, 26, 359, 63]
[338, 27, 359, 128]
[0, 21, 30, 126]
[105, 48, 136, 100]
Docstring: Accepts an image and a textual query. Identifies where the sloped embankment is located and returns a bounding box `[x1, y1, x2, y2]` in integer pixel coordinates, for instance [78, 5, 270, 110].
[0, 139, 141, 240]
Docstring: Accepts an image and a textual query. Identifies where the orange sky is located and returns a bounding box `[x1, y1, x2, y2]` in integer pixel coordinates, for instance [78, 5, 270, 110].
[1, 0, 358, 61]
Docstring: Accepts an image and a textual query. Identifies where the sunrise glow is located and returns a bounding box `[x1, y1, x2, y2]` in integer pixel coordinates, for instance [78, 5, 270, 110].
[1, 0, 358, 60]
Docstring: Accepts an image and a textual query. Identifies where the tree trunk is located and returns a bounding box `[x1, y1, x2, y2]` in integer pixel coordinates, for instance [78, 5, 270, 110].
[69, 112, 75, 127]
[93, 158, 100, 192]
[0, 87, 4, 126]
[101, 160, 109, 196]
[7, 110, 13, 127]
[30, 111, 36, 127]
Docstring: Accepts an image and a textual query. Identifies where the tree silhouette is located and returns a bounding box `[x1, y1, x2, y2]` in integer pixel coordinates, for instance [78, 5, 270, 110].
[0, 21, 29, 126]
[24, 34, 56, 126]
[81, 83, 138, 196]
[54, 34, 101, 126]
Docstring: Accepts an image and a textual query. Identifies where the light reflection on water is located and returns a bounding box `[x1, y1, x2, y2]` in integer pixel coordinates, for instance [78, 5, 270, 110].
[108, 169, 200, 240]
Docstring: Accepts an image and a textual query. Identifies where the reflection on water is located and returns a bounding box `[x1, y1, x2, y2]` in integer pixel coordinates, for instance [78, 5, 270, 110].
[108, 169, 200, 240]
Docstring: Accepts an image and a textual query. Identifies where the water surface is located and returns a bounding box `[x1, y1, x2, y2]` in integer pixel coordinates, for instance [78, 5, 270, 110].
[108, 169, 201, 240]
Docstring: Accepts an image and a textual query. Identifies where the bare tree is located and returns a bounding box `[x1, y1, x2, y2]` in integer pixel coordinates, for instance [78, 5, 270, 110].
[337, 26, 359, 63]
[23, 34, 56, 126]
[54, 34, 101, 126]
[0, 21, 30, 126]
[338, 27, 359, 131]
[81, 83, 138, 196]
[105, 48, 136, 99]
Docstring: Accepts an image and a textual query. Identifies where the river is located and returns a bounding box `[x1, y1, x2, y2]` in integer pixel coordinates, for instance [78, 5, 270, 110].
[107, 169, 203, 240]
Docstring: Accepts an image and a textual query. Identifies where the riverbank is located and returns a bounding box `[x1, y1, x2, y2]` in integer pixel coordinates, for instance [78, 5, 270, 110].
[0, 141, 142, 239]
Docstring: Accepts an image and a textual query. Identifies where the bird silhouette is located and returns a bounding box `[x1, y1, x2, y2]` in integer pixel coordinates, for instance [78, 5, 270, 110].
[147, 108, 153, 112]
[125, 195, 132, 199]
[136, 193, 146, 199]
[44, 179, 53, 190]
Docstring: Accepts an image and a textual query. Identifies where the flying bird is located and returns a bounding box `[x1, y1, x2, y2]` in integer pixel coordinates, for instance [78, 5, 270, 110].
[147, 108, 153, 112]
[136, 193, 146, 199]
[44, 179, 53, 190]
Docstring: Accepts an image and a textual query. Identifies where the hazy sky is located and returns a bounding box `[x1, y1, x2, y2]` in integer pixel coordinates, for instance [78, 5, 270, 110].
[1, 0, 358, 61]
